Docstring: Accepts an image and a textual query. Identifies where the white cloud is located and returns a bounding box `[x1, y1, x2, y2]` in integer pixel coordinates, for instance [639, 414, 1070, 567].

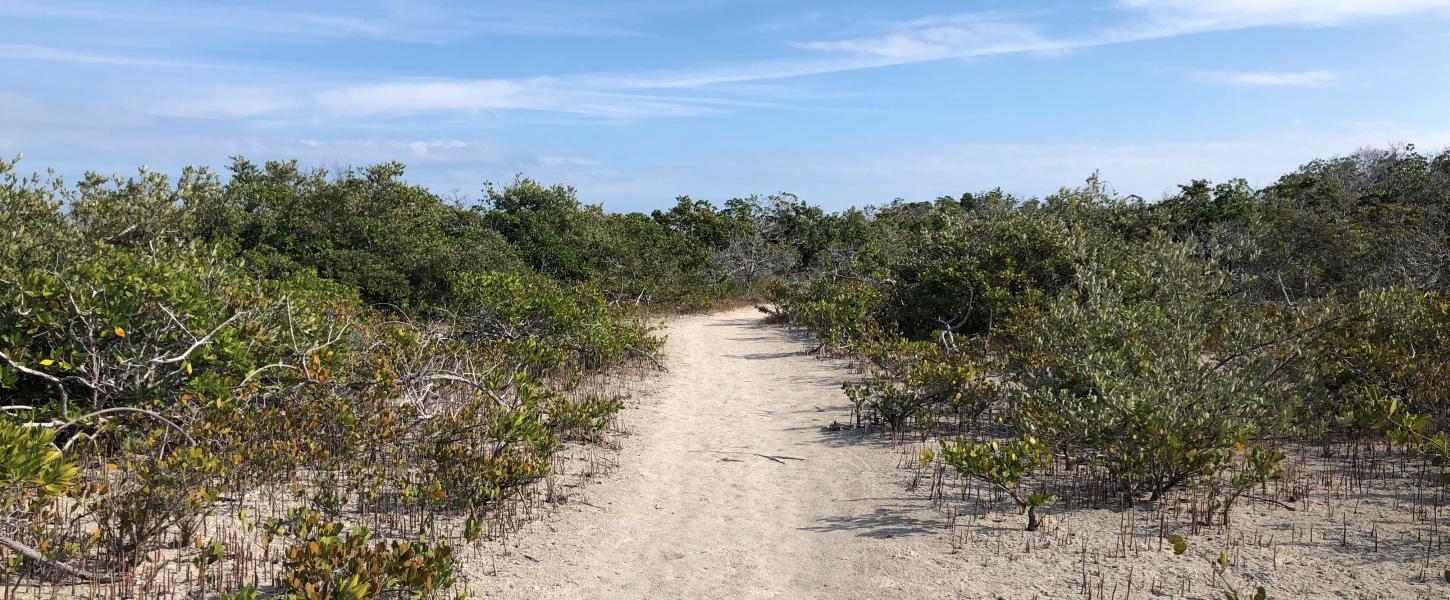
[0, 0, 647, 43]
[290, 138, 498, 164]
[0, 43, 216, 68]
[406, 140, 468, 158]
[1118, 0, 1450, 30]
[311, 78, 737, 120]
[8, 0, 1447, 127]
[767, 1, 1450, 86]
[1201, 69, 1340, 87]
[4, 0, 1447, 170]
[790, 21, 1054, 61]
[537, 155, 601, 167]
[752, 11, 823, 34]
[146, 88, 303, 119]
[314, 80, 533, 116]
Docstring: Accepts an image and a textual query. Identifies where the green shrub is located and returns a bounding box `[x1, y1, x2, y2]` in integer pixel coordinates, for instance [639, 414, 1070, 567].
[452, 271, 661, 374]
[0, 421, 76, 507]
[0, 241, 352, 418]
[277, 510, 455, 600]
[938, 436, 1054, 530]
[1012, 236, 1316, 500]
[844, 339, 999, 432]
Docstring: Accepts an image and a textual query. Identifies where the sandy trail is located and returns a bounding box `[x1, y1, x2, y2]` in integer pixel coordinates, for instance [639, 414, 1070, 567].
[475, 307, 960, 599]
[472, 308, 1449, 600]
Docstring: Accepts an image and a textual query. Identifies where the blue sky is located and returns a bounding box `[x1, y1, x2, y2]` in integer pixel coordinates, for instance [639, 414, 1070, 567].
[2, 0, 1449, 212]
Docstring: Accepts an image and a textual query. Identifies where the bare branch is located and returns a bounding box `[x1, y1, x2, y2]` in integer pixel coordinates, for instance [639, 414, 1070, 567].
[54, 406, 195, 446]
[0, 534, 99, 582]
[149, 311, 243, 365]
[0, 349, 68, 414]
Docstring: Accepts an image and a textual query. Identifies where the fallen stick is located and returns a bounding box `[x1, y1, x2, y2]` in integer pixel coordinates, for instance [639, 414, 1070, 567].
[0, 533, 101, 582]
[688, 450, 806, 464]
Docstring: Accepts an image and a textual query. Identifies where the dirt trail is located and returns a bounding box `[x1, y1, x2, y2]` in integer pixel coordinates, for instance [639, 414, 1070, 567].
[474, 307, 961, 599]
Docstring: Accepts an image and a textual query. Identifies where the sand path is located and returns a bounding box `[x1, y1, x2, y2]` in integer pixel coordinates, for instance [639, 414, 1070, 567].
[476, 307, 960, 599]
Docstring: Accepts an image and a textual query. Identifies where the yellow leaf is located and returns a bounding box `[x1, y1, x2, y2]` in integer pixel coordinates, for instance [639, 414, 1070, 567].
[185, 362, 193, 375]
[114, 326, 126, 338]
[39, 359, 54, 366]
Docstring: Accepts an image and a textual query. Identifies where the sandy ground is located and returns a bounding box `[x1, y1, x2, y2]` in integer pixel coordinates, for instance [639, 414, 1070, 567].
[468, 307, 1450, 600]
[22, 308, 1447, 598]
[469, 307, 962, 599]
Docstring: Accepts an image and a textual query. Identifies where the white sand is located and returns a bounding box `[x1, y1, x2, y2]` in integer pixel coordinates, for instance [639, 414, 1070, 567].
[469, 307, 1450, 600]
[470, 308, 961, 598]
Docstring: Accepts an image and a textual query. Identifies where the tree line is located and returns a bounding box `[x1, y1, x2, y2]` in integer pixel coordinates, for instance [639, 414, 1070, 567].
[765, 145, 1450, 543]
[2, 144, 1448, 597]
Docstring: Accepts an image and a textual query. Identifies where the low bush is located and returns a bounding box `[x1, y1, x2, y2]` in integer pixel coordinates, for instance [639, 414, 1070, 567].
[0, 157, 666, 595]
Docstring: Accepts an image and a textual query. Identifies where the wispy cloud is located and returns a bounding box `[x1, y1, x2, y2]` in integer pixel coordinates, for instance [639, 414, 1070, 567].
[1119, 0, 1450, 31]
[7, 0, 1447, 125]
[752, 10, 823, 34]
[790, 21, 1055, 61]
[4, 0, 1448, 207]
[295, 138, 494, 163]
[1200, 69, 1340, 87]
[0, 0, 648, 43]
[537, 155, 601, 167]
[566, 19, 1071, 92]
[313, 80, 534, 116]
[310, 79, 745, 120]
[775, 0, 1450, 76]
[146, 87, 304, 119]
[0, 43, 218, 68]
